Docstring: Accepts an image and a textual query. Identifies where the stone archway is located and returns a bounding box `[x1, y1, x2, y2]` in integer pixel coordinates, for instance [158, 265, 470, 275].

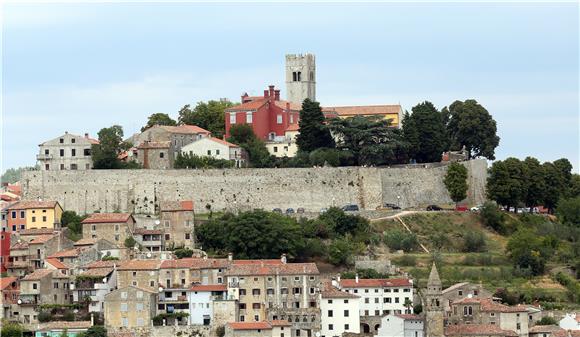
[361, 323, 370, 334]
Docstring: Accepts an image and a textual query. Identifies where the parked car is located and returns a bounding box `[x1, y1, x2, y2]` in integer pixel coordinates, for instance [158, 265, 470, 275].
[455, 205, 468, 212]
[426, 205, 442, 211]
[342, 204, 360, 212]
[377, 202, 401, 210]
[320, 208, 328, 214]
[272, 208, 282, 214]
[297, 207, 305, 214]
[470, 206, 480, 212]
[286, 208, 295, 214]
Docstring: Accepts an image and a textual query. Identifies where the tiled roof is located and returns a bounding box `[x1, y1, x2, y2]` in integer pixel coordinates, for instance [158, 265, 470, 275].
[231, 259, 283, 265]
[160, 258, 229, 270]
[160, 200, 194, 212]
[137, 141, 171, 149]
[285, 124, 300, 132]
[161, 125, 211, 135]
[84, 260, 120, 269]
[22, 269, 54, 281]
[445, 324, 518, 337]
[529, 325, 563, 333]
[228, 321, 272, 330]
[0, 277, 18, 290]
[452, 297, 528, 313]
[340, 278, 412, 288]
[273, 100, 301, 111]
[29, 235, 57, 244]
[270, 320, 292, 327]
[553, 330, 580, 337]
[45, 258, 69, 270]
[38, 321, 92, 331]
[225, 98, 269, 111]
[320, 280, 359, 299]
[190, 284, 227, 292]
[81, 213, 133, 224]
[74, 238, 98, 246]
[48, 248, 82, 258]
[10, 242, 29, 250]
[80, 267, 114, 278]
[206, 137, 240, 148]
[19, 228, 57, 236]
[8, 200, 60, 210]
[117, 259, 161, 271]
[395, 314, 423, 320]
[322, 105, 401, 117]
[224, 262, 318, 276]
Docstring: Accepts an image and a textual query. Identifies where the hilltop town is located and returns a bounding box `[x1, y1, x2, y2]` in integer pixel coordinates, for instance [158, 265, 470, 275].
[0, 54, 579, 337]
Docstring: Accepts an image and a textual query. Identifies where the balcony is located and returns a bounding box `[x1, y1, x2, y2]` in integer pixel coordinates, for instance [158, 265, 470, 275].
[228, 281, 239, 288]
[160, 295, 188, 303]
[18, 295, 38, 305]
[36, 154, 53, 160]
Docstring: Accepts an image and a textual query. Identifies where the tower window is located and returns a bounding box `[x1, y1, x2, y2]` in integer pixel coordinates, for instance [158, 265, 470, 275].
[292, 71, 302, 82]
[310, 72, 314, 81]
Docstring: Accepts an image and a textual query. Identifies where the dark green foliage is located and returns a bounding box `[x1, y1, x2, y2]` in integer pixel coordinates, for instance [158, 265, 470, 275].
[487, 158, 528, 211]
[463, 231, 487, 252]
[1, 166, 35, 184]
[328, 237, 355, 266]
[480, 202, 506, 233]
[61, 211, 86, 241]
[523, 157, 545, 209]
[384, 229, 418, 252]
[296, 99, 335, 152]
[506, 229, 553, 276]
[38, 311, 52, 322]
[493, 288, 519, 305]
[1, 322, 25, 337]
[79, 326, 107, 337]
[142, 113, 176, 132]
[413, 304, 423, 314]
[536, 317, 558, 325]
[556, 197, 580, 226]
[328, 115, 409, 166]
[101, 256, 119, 261]
[91, 125, 133, 169]
[228, 124, 273, 168]
[308, 148, 341, 167]
[444, 162, 468, 203]
[216, 325, 226, 337]
[403, 101, 447, 163]
[542, 162, 567, 212]
[341, 268, 390, 279]
[174, 153, 234, 169]
[569, 174, 580, 198]
[554, 272, 580, 303]
[178, 101, 235, 138]
[174, 247, 194, 259]
[445, 99, 500, 160]
[318, 207, 370, 237]
[124, 236, 136, 249]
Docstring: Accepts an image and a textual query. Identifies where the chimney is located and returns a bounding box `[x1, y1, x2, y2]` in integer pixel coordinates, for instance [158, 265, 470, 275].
[337, 274, 341, 283]
[281, 254, 287, 264]
[268, 85, 275, 101]
[274, 90, 280, 101]
[241, 92, 248, 102]
[264, 90, 269, 98]
[84, 133, 89, 139]
[355, 273, 359, 284]
[228, 252, 233, 261]
[65, 131, 68, 134]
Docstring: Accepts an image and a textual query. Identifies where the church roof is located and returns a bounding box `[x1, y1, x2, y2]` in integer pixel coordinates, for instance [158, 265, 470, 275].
[428, 262, 442, 287]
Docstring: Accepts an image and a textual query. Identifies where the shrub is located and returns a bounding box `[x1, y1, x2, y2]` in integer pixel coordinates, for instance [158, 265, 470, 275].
[328, 238, 354, 266]
[463, 231, 487, 252]
[309, 148, 341, 167]
[38, 311, 52, 322]
[216, 325, 226, 337]
[480, 202, 506, 233]
[174, 247, 194, 259]
[124, 236, 136, 249]
[396, 255, 417, 266]
[174, 153, 235, 169]
[101, 256, 119, 261]
[536, 317, 558, 325]
[384, 229, 418, 252]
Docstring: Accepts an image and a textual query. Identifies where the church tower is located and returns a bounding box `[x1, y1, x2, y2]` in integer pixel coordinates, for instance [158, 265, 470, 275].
[285, 53, 316, 105]
[425, 262, 444, 337]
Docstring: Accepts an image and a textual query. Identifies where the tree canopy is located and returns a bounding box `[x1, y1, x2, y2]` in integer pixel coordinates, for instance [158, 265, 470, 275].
[296, 99, 335, 152]
[487, 158, 528, 211]
[1, 166, 35, 184]
[403, 101, 447, 163]
[227, 124, 272, 168]
[178, 100, 235, 139]
[141, 113, 177, 131]
[444, 162, 468, 203]
[91, 125, 134, 169]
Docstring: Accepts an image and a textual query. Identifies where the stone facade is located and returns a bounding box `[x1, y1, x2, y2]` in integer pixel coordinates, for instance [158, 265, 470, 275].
[442, 283, 492, 313]
[285, 54, 316, 104]
[425, 263, 444, 337]
[37, 132, 98, 171]
[104, 286, 157, 330]
[159, 201, 195, 249]
[21, 160, 487, 215]
[81, 213, 135, 248]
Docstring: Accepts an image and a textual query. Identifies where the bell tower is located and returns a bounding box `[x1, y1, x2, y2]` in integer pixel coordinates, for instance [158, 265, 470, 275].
[285, 53, 316, 105]
[425, 262, 444, 337]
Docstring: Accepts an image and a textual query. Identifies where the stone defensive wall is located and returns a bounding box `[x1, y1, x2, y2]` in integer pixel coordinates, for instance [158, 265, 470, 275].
[21, 159, 487, 215]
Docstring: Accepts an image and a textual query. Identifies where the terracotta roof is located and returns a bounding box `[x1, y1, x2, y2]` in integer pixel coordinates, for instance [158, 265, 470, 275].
[161, 125, 211, 135]
[45, 258, 69, 270]
[553, 330, 580, 337]
[529, 325, 563, 333]
[340, 278, 412, 288]
[133, 228, 163, 235]
[445, 324, 518, 337]
[205, 136, 240, 148]
[395, 314, 423, 320]
[29, 235, 57, 244]
[7, 184, 21, 195]
[273, 100, 301, 111]
[228, 321, 272, 330]
[84, 260, 120, 269]
[10, 242, 29, 250]
[270, 320, 292, 327]
[160, 258, 229, 270]
[81, 213, 133, 224]
[74, 238, 98, 246]
[48, 248, 82, 258]
[8, 200, 60, 210]
[0, 277, 18, 290]
[285, 124, 300, 132]
[160, 200, 194, 212]
[137, 141, 170, 149]
[80, 267, 114, 278]
[452, 297, 528, 313]
[231, 259, 283, 265]
[22, 269, 54, 281]
[320, 280, 359, 299]
[38, 321, 92, 331]
[117, 259, 161, 271]
[225, 98, 269, 111]
[190, 284, 227, 292]
[224, 262, 318, 276]
[19, 228, 57, 236]
[322, 105, 401, 117]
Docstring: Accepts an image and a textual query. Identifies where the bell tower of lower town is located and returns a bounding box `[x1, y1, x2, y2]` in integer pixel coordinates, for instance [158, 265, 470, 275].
[425, 262, 444, 337]
[285, 53, 316, 105]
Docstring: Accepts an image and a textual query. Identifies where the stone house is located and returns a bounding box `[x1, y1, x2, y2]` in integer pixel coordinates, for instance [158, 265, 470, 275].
[529, 325, 567, 337]
[187, 284, 229, 326]
[226, 321, 291, 337]
[7, 241, 32, 277]
[47, 246, 100, 270]
[104, 286, 157, 331]
[159, 201, 194, 249]
[136, 141, 172, 169]
[37, 131, 99, 171]
[320, 280, 360, 337]
[442, 282, 492, 314]
[376, 314, 424, 337]
[72, 266, 116, 313]
[81, 213, 136, 248]
[16, 269, 71, 328]
[116, 259, 162, 292]
[448, 297, 529, 337]
[35, 320, 93, 337]
[133, 228, 164, 252]
[0, 276, 19, 321]
[444, 324, 519, 337]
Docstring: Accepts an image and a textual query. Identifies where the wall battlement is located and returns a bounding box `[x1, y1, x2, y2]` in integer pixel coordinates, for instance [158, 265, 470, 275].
[22, 160, 487, 215]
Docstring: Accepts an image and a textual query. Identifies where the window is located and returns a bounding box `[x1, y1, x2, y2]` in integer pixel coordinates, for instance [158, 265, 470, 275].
[20, 211, 25, 218]
[239, 303, 246, 309]
[137, 318, 144, 326]
[277, 115, 283, 124]
[42, 216, 47, 222]
[293, 287, 301, 294]
[296, 330, 301, 337]
[44, 149, 49, 155]
[84, 148, 91, 156]
[328, 310, 333, 317]
[474, 290, 478, 296]
[32, 217, 36, 223]
[344, 310, 349, 317]
[365, 298, 369, 304]
[345, 324, 349, 330]
[252, 289, 260, 295]
[216, 149, 220, 155]
[458, 290, 463, 296]
[267, 288, 274, 295]
[395, 298, 399, 303]
[33, 283, 37, 290]
[375, 298, 379, 303]
[136, 303, 143, 311]
[60, 164, 65, 170]
[364, 310, 369, 316]
[60, 149, 64, 157]
[45, 164, 50, 170]
[253, 303, 260, 309]
[121, 303, 128, 312]
[71, 149, 76, 157]
[254, 315, 259, 321]
[240, 315, 245, 322]
[309, 287, 315, 294]
[273, 146, 278, 153]
[160, 152, 164, 158]
[122, 318, 128, 327]
[239, 289, 246, 296]
[328, 324, 333, 331]
[164, 220, 170, 228]
[516, 323, 521, 330]
[281, 288, 288, 295]
[59, 138, 64, 143]
[365, 289, 369, 293]
[230, 112, 236, 124]
[246, 112, 253, 123]
[165, 234, 170, 240]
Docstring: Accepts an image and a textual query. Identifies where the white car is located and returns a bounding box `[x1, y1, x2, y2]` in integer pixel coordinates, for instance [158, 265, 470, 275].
[470, 206, 480, 212]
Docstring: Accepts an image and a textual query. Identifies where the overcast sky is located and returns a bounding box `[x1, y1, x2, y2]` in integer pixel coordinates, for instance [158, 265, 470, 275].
[2, 2, 579, 172]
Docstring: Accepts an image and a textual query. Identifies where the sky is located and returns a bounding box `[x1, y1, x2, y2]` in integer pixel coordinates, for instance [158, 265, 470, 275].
[2, 2, 579, 172]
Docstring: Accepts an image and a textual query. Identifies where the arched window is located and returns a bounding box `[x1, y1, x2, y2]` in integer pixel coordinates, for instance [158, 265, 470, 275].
[463, 306, 468, 316]
[468, 306, 473, 316]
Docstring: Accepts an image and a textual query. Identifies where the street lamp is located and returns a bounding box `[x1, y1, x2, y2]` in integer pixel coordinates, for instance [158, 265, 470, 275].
[397, 196, 401, 208]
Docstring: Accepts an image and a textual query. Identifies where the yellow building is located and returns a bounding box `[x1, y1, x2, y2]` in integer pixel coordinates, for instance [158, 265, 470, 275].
[323, 104, 403, 128]
[265, 124, 300, 158]
[6, 200, 63, 232]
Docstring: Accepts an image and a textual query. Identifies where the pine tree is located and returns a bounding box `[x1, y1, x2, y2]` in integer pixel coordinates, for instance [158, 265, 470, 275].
[296, 99, 335, 152]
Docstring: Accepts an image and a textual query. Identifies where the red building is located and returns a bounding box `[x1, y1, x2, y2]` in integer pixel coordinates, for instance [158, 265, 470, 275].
[225, 85, 301, 141]
[0, 231, 10, 273]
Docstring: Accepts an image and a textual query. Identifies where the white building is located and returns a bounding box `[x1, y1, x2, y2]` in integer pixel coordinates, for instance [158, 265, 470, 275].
[559, 313, 580, 330]
[37, 132, 99, 171]
[187, 284, 227, 325]
[265, 124, 299, 158]
[377, 314, 424, 337]
[338, 276, 414, 317]
[72, 267, 117, 313]
[181, 137, 244, 166]
[320, 280, 360, 337]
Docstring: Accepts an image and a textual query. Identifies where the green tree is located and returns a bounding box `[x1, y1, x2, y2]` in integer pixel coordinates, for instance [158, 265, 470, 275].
[569, 174, 580, 198]
[61, 211, 86, 241]
[328, 237, 354, 266]
[487, 158, 527, 211]
[463, 231, 487, 252]
[542, 162, 566, 213]
[318, 207, 370, 238]
[479, 202, 506, 234]
[523, 157, 545, 209]
[178, 100, 235, 138]
[227, 124, 273, 168]
[1, 166, 35, 184]
[174, 247, 194, 259]
[328, 115, 409, 166]
[81, 326, 107, 337]
[404, 101, 447, 163]
[296, 99, 335, 152]
[141, 113, 177, 131]
[1, 321, 25, 337]
[92, 125, 132, 169]
[445, 99, 500, 160]
[124, 236, 137, 249]
[556, 197, 580, 226]
[444, 162, 468, 204]
[174, 153, 234, 169]
[536, 317, 558, 325]
[384, 229, 418, 252]
[506, 229, 549, 276]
